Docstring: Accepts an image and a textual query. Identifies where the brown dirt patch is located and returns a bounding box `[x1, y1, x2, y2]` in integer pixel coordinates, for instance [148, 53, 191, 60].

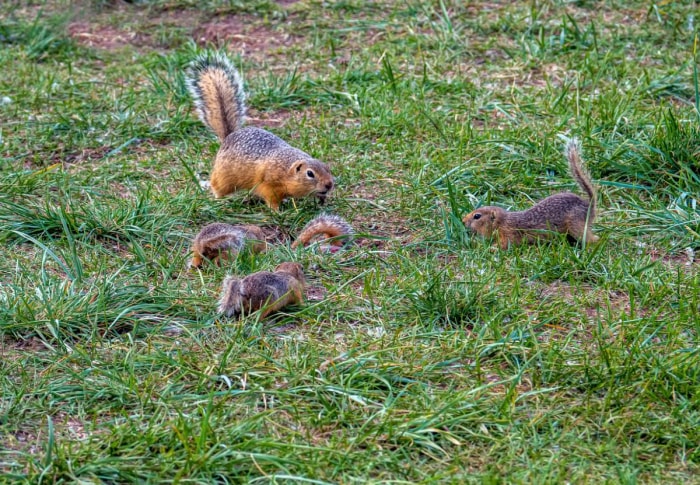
[646, 245, 697, 269]
[305, 285, 327, 302]
[346, 179, 412, 248]
[1, 335, 49, 360]
[4, 428, 40, 455]
[536, 280, 652, 321]
[16, 139, 166, 175]
[260, 224, 288, 245]
[68, 22, 150, 50]
[193, 16, 300, 57]
[4, 412, 92, 455]
[58, 146, 112, 166]
[247, 108, 297, 129]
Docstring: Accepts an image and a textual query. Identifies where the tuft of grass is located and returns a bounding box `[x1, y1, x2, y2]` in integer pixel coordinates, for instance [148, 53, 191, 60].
[0, 10, 80, 62]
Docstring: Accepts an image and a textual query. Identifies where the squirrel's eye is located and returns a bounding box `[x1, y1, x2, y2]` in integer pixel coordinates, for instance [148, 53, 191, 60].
[473, 213, 482, 220]
[306, 170, 315, 178]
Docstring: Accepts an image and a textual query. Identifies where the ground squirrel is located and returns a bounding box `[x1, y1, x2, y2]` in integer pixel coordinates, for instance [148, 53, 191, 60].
[191, 213, 352, 268]
[462, 138, 598, 249]
[191, 223, 267, 268]
[291, 213, 354, 252]
[218, 262, 306, 318]
[185, 53, 334, 210]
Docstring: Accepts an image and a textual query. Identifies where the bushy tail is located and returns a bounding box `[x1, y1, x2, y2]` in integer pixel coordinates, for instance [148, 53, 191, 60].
[186, 53, 246, 141]
[565, 138, 596, 218]
[291, 214, 354, 249]
[218, 276, 243, 317]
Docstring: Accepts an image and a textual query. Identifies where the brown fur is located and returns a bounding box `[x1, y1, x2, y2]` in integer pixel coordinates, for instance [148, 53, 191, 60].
[462, 138, 598, 249]
[218, 262, 306, 318]
[186, 53, 334, 210]
[191, 223, 266, 268]
[291, 214, 354, 249]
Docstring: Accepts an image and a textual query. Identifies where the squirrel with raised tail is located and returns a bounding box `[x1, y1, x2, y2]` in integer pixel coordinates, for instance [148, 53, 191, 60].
[218, 262, 306, 318]
[185, 53, 334, 210]
[190, 223, 267, 268]
[191, 214, 354, 268]
[462, 138, 598, 249]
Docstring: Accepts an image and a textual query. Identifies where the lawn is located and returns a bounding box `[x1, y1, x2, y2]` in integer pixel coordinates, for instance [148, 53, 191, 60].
[1, 0, 699, 482]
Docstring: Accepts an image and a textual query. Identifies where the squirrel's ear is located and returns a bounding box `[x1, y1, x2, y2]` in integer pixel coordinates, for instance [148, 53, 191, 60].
[490, 213, 496, 221]
[293, 162, 304, 173]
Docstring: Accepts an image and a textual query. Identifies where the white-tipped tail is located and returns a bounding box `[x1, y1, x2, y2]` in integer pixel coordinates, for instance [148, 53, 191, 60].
[186, 52, 246, 141]
[565, 137, 596, 217]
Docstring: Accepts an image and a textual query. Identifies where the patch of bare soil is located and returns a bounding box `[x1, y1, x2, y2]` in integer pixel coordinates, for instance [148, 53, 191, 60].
[647, 246, 697, 269]
[68, 22, 150, 50]
[4, 428, 40, 455]
[4, 412, 92, 455]
[305, 285, 327, 302]
[346, 180, 411, 249]
[21, 139, 166, 173]
[1, 336, 48, 360]
[537, 280, 652, 321]
[260, 224, 288, 245]
[246, 108, 297, 129]
[193, 16, 299, 57]
[57, 146, 112, 166]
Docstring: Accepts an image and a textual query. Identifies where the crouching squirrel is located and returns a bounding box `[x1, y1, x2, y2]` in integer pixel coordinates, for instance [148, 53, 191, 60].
[218, 262, 305, 318]
[462, 138, 598, 249]
[190, 223, 267, 269]
[186, 53, 334, 210]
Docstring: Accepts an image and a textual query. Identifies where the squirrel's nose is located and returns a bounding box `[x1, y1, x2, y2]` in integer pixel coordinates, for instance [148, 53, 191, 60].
[325, 182, 333, 191]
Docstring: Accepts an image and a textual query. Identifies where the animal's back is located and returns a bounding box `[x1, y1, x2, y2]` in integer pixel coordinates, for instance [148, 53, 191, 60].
[509, 193, 589, 232]
[241, 272, 294, 309]
[221, 127, 295, 161]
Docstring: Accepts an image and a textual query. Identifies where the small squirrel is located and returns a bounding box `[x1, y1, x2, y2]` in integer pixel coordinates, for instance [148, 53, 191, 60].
[191, 213, 352, 268]
[191, 223, 267, 268]
[462, 138, 598, 249]
[185, 53, 334, 210]
[291, 213, 354, 252]
[218, 262, 306, 318]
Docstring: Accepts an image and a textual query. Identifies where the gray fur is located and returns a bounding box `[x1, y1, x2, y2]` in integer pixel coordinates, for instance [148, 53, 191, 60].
[303, 213, 354, 240]
[564, 137, 596, 218]
[507, 193, 590, 231]
[305, 214, 354, 236]
[218, 276, 243, 316]
[186, 52, 246, 140]
[218, 265, 304, 317]
[239, 273, 294, 312]
[220, 127, 320, 165]
[195, 223, 247, 257]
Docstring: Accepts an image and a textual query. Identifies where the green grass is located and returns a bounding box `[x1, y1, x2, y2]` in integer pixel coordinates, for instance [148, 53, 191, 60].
[1, 0, 699, 482]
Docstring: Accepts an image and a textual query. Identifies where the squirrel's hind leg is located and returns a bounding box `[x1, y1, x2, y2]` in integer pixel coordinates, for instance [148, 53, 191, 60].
[566, 217, 598, 246]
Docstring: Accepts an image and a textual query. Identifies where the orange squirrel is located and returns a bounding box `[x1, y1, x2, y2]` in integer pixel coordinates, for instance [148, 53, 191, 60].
[186, 53, 334, 210]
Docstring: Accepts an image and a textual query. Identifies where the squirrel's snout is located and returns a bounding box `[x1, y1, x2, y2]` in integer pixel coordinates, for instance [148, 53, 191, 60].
[324, 181, 333, 191]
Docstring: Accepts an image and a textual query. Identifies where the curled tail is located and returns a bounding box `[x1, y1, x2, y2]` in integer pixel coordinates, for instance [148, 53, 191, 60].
[291, 214, 354, 249]
[218, 276, 243, 317]
[565, 138, 596, 218]
[186, 52, 246, 141]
